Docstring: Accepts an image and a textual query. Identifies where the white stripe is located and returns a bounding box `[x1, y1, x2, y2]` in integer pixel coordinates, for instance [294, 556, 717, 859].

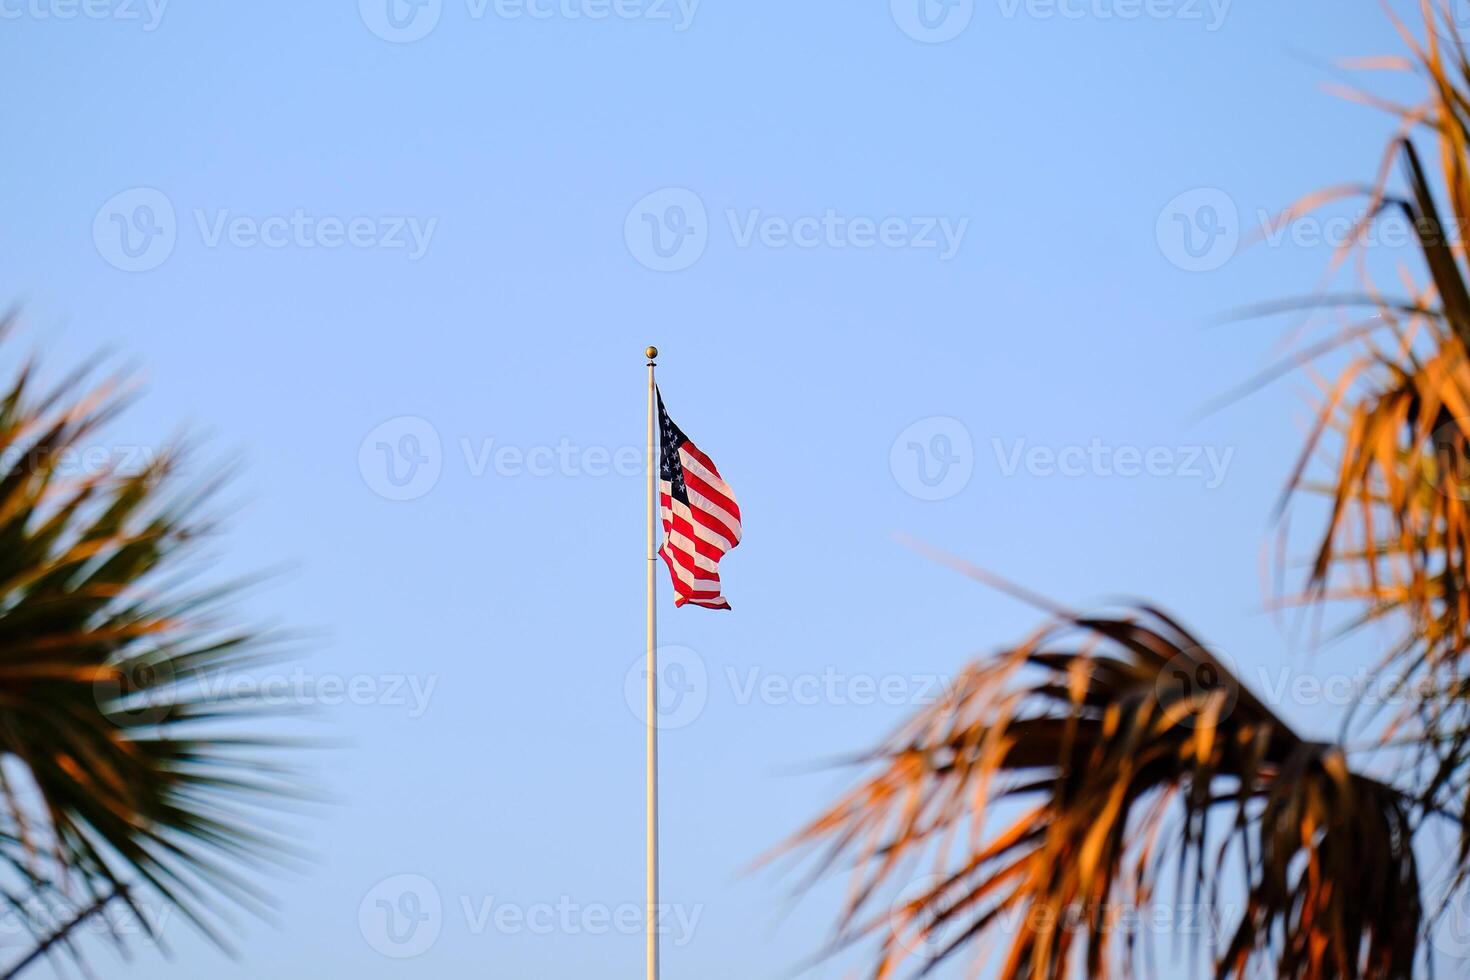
[670, 498, 736, 553]
[662, 536, 720, 585]
[678, 448, 737, 504]
[661, 490, 737, 552]
[661, 547, 721, 593]
[663, 476, 741, 543]
[681, 484, 742, 544]
[666, 528, 722, 574]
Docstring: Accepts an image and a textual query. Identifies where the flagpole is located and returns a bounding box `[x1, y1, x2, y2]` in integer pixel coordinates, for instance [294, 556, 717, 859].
[644, 344, 660, 980]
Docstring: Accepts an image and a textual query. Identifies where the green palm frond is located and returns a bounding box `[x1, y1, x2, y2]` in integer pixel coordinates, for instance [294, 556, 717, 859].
[0, 316, 302, 975]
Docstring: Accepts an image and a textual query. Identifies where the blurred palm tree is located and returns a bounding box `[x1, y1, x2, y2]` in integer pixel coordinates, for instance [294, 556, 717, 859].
[0, 317, 299, 978]
[777, 4, 1470, 977]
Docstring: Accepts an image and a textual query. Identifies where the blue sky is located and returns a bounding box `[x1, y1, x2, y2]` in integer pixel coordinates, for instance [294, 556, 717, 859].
[0, 1, 1461, 976]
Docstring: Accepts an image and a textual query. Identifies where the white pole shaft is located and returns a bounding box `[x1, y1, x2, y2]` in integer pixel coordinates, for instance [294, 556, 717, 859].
[645, 356, 659, 980]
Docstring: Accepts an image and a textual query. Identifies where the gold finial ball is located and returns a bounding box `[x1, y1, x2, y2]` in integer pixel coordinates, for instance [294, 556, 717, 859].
[645, 346, 659, 360]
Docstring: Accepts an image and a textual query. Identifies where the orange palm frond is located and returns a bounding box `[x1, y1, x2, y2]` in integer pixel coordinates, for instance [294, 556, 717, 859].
[775, 608, 1420, 979]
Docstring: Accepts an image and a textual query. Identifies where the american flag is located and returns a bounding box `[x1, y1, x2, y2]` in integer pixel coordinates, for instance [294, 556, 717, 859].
[657, 389, 742, 609]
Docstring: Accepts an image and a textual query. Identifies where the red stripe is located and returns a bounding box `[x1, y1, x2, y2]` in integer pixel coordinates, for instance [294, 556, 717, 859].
[677, 596, 730, 609]
[661, 496, 730, 564]
[665, 572, 725, 604]
[679, 445, 740, 517]
[662, 542, 721, 589]
[667, 491, 738, 549]
[661, 491, 737, 553]
[680, 441, 725, 481]
[672, 585, 727, 601]
[680, 466, 742, 527]
[659, 540, 723, 594]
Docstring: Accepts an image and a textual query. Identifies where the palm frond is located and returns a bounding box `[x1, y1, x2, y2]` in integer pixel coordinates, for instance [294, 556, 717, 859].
[0, 316, 303, 975]
[775, 608, 1420, 979]
[1267, 3, 1470, 820]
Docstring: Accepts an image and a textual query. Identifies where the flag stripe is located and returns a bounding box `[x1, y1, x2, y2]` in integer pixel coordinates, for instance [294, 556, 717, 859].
[661, 491, 736, 555]
[671, 503, 736, 553]
[663, 524, 720, 568]
[662, 538, 719, 586]
[680, 469, 742, 540]
[678, 449, 741, 516]
[660, 558, 725, 603]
